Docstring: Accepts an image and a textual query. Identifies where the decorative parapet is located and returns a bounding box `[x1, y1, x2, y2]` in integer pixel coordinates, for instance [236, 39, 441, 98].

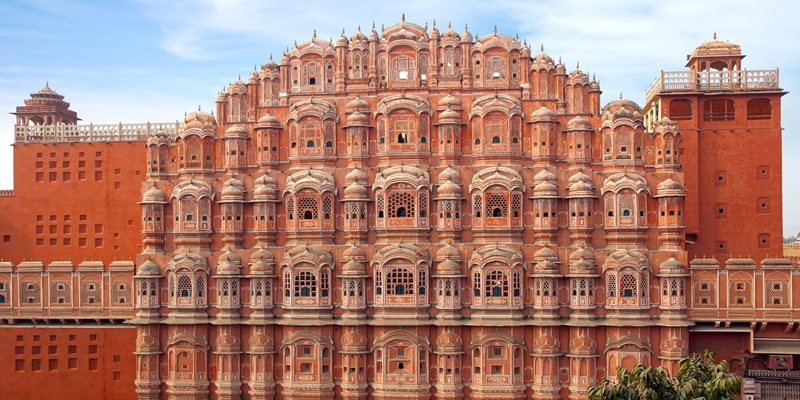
[14, 121, 179, 144]
[645, 68, 781, 104]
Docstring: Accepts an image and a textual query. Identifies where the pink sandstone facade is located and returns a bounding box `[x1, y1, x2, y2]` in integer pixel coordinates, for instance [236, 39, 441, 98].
[0, 21, 794, 399]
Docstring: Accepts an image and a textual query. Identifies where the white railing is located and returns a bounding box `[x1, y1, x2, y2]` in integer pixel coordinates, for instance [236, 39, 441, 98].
[645, 68, 780, 104]
[14, 121, 180, 144]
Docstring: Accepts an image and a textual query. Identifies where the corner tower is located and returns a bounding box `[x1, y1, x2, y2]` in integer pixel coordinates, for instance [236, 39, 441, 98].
[12, 82, 79, 125]
[642, 35, 785, 260]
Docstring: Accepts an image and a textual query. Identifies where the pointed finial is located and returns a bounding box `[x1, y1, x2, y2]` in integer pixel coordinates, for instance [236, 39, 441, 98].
[493, 25, 497, 35]
[372, 21, 376, 30]
[541, 43, 544, 52]
[381, 23, 385, 32]
[342, 27, 346, 36]
[270, 53, 273, 61]
[238, 74, 241, 80]
[329, 37, 333, 46]
[358, 25, 361, 32]
[198, 105, 201, 111]
[515, 32, 519, 41]
[465, 23, 469, 31]
[294, 40, 298, 48]
[401, 13, 405, 23]
[620, 92, 623, 99]
[558, 56, 562, 64]
[713, 31, 717, 40]
[576, 62, 579, 70]
[523, 38, 527, 46]
[424, 22, 427, 30]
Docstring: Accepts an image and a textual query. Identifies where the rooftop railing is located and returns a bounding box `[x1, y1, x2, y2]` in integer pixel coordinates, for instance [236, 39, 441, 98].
[14, 121, 179, 144]
[645, 68, 780, 104]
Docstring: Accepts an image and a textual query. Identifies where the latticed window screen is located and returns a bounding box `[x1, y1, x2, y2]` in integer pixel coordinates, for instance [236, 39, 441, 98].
[81, 280, 100, 305]
[607, 274, 617, 298]
[150, 281, 156, 297]
[254, 280, 263, 296]
[297, 197, 319, 220]
[21, 281, 41, 304]
[390, 116, 416, 142]
[766, 280, 789, 306]
[169, 277, 175, 297]
[321, 271, 329, 297]
[299, 120, 321, 148]
[485, 270, 508, 297]
[375, 270, 383, 295]
[50, 281, 70, 304]
[111, 281, 130, 304]
[294, 271, 317, 297]
[231, 280, 238, 296]
[473, 195, 483, 217]
[140, 281, 148, 296]
[284, 272, 291, 297]
[177, 276, 192, 298]
[419, 191, 428, 217]
[196, 276, 205, 298]
[484, 119, 507, 144]
[418, 269, 426, 294]
[640, 273, 648, 298]
[386, 269, 414, 295]
[486, 193, 508, 217]
[620, 274, 636, 298]
[512, 193, 522, 217]
[222, 281, 230, 296]
[473, 271, 481, 296]
[694, 281, 716, 306]
[287, 195, 294, 217]
[730, 280, 752, 306]
[389, 191, 415, 218]
[322, 196, 332, 219]
[543, 280, 552, 296]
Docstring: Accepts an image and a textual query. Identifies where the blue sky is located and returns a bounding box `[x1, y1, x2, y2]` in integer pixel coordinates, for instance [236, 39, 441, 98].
[1, 0, 798, 234]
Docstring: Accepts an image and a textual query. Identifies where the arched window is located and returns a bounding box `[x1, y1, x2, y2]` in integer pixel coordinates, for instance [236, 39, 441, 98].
[178, 275, 192, 297]
[747, 98, 771, 120]
[485, 270, 508, 297]
[703, 99, 735, 121]
[389, 192, 415, 218]
[669, 99, 693, 120]
[386, 269, 414, 295]
[294, 271, 317, 297]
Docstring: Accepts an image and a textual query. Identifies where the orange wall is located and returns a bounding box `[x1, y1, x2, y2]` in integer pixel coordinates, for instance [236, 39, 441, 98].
[0, 142, 146, 264]
[0, 326, 136, 399]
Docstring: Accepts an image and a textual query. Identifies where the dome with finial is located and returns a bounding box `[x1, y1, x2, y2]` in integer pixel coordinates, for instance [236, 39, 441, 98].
[342, 244, 367, 262]
[344, 180, 369, 199]
[256, 112, 281, 129]
[566, 115, 592, 131]
[249, 330, 275, 353]
[220, 177, 245, 201]
[532, 246, 561, 273]
[442, 21, 459, 40]
[690, 33, 741, 58]
[656, 178, 684, 197]
[569, 333, 597, 355]
[436, 243, 462, 262]
[345, 95, 370, 114]
[341, 328, 368, 352]
[437, 166, 461, 184]
[533, 168, 557, 184]
[530, 106, 557, 122]
[555, 57, 566, 74]
[264, 54, 278, 69]
[248, 247, 275, 275]
[436, 329, 464, 353]
[660, 334, 687, 357]
[136, 260, 161, 276]
[216, 249, 242, 275]
[532, 44, 555, 69]
[136, 332, 160, 353]
[345, 110, 369, 126]
[350, 25, 368, 42]
[344, 167, 368, 186]
[437, 92, 463, 109]
[253, 174, 278, 199]
[461, 24, 473, 42]
[532, 331, 561, 355]
[659, 258, 687, 275]
[437, 178, 462, 197]
[141, 185, 167, 204]
[216, 330, 242, 352]
[180, 106, 216, 138]
[567, 173, 595, 198]
[436, 106, 461, 125]
[224, 124, 248, 139]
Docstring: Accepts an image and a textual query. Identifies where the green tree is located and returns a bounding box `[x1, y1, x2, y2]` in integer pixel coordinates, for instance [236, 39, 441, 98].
[587, 350, 741, 400]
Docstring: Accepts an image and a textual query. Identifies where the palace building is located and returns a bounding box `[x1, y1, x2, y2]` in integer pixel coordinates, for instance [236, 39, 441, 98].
[0, 20, 794, 399]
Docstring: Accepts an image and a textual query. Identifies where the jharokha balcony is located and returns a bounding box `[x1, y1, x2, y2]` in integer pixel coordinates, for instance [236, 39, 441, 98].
[645, 68, 780, 104]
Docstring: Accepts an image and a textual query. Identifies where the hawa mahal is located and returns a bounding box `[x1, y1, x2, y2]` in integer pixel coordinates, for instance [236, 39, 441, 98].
[0, 19, 793, 400]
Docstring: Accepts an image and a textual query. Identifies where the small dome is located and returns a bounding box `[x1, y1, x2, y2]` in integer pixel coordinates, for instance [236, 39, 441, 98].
[437, 106, 461, 124]
[566, 116, 592, 131]
[217, 249, 242, 275]
[437, 166, 461, 183]
[461, 27, 473, 42]
[224, 124, 247, 138]
[533, 181, 558, 197]
[344, 181, 369, 198]
[567, 180, 594, 198]
[533, 50, 554, 65]
[437, 179, 462, 196]
[568, 171, 593, 185]
[341, 259, 366, 275]
[436, 243, 462, 261]
[569, 257, 594, 274]
[136, 260, 160, 276]
[534, 168, 557, 183]
[532, 331, 560, 354]
[534, 246, 559, 262]
[141, 185, 167, 203]
[436, 259, 461, 275]
[341, 328, 368, 351]
[216, 331, 241, 352]
[346, 96, 370, 114]
[257, 113, 281, 129]
[249, 330, 275, 352]
[531, 106, 557, 122]
[659, 257, 686, 274]
[436, 329, 463, 352]
[342, 244, 367, 261]
[136, 332, 160, 353]
[248, 72, 258, 84]
[346, 110, 368, 126]
[248, 247, 275, 275]
[336, 34, 349, 47]
[221, 177, 245, 200]
[656, 178, 684, 198]
[613, 107, 635, 121]
[255, 173, 277, 187]
[569, 334, 596, 355]
[442, 23, 460, 40]
[345, 168, 368, 185]
[350, 29, 368, 42]
[569, 247, 595, 263]
[437, 93, 462, 109]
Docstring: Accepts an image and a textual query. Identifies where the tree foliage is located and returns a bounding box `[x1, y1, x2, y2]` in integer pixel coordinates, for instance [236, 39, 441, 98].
[587, 350, 741, 400]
